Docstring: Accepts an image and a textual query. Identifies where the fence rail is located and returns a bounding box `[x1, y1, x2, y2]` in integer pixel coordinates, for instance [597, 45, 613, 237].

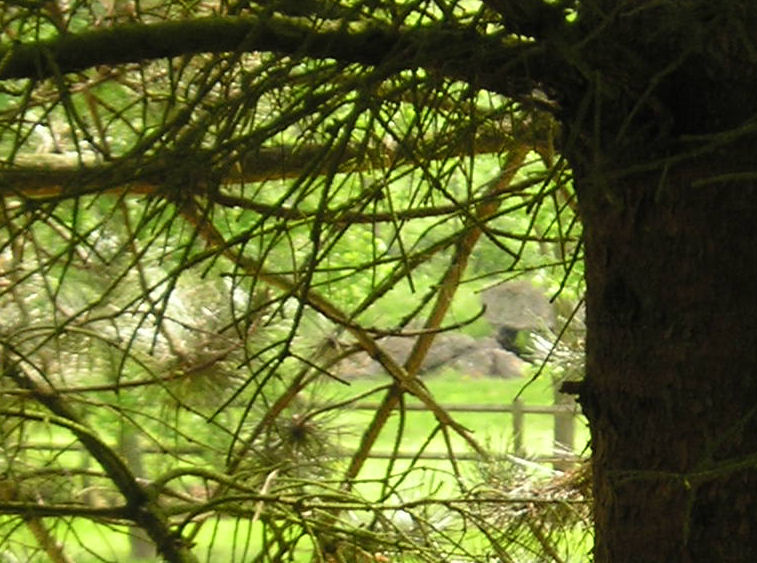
[9, 399, 584, 470]
[347, 398, 583, 470]
[348, 402, 575, 413]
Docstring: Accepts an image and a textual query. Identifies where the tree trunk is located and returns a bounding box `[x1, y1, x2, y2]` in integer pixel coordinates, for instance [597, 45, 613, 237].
[575, 143, 757, 561]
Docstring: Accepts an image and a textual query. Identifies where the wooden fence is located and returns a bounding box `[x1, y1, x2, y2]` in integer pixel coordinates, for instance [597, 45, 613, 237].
[345, 396, 583, 470]
[11, 398, 584, 470]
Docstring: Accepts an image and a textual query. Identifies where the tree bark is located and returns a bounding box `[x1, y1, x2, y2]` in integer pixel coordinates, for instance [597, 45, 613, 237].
[575, 142, 757, 561]
[561, 3, 757, 558]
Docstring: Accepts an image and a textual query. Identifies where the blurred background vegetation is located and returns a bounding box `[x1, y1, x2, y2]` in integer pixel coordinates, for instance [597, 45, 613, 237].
[0, 1, 589, 561]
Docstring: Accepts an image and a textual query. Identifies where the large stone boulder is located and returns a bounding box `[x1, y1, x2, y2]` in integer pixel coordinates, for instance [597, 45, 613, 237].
[447, 344, 526, 379]
[341, 332, 476, 377]
[335, 333, 525, 379]
[481, 280, 555, 331]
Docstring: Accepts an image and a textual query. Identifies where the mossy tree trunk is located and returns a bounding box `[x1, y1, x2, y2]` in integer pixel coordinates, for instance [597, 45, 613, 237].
[562, 4, 757, 559]
[575, 150, 757, 561]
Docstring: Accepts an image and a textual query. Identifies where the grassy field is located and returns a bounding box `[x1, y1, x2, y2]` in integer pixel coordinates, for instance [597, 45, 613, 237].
[315, 369, 590, 467]
[1, 371, 590, 562]
[298, 369, 593, 555]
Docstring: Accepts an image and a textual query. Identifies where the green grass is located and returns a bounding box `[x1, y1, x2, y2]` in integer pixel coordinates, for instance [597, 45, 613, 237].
[294, 369, 591, 525]
[315, 369, 589, 465]
[0, 518, 280, 563]
[1, 371, 590, 562]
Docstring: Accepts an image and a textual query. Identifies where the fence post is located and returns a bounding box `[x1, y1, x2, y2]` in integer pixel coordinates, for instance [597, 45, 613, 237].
[512, 398, 525, 458]
[553, 384, 575, 471]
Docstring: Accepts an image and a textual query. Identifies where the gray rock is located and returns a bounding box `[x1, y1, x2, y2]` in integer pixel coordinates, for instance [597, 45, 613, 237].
[336, 333, 525, 379]
[481, 281, 555, 331]
[490, 348, 527, 378]
[448, 347, 525, 379]
[336, 332, 478, 378]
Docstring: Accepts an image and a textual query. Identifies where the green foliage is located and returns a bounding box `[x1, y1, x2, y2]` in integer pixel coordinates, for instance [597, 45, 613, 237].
[0, 2, 587, 561]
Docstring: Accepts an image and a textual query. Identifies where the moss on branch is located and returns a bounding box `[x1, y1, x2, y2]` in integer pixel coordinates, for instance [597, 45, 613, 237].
[0, 15, 550, 95]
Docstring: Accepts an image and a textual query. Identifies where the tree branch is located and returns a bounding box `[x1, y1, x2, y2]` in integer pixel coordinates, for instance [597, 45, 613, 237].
[342, 146, 529, 486]
[1, 367, 199, 563]
[178, 199, 489, 462]
[0, 123, 549, 200]
[0, 499, 131, 519]
[483, 0, 571, 39]
[0, 14, 555, 96]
